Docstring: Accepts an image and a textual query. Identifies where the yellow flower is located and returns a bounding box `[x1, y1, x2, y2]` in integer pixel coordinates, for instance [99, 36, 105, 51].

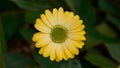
[32, 7, 86, 62]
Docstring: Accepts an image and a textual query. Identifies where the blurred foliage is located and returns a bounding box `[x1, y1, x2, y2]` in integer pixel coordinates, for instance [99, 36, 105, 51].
[0, 0, 120, 68]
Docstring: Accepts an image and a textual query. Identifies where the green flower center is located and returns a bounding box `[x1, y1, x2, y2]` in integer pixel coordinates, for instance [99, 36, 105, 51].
[50, 25, 68, 43]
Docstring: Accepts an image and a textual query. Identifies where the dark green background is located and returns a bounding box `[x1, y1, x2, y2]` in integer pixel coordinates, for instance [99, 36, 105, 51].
[0, 0, 120, 68]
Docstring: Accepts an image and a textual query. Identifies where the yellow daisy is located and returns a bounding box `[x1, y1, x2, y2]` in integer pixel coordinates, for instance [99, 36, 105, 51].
[32, 7, 86, 62]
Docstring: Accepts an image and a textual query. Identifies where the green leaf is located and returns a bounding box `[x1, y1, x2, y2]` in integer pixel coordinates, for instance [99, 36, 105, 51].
[13, 0, 49, 11]
[25, 10, 44, 23]
[85, 49, 117, 68]
[87, 22, 118, 43]
[86, 27, 118, 43]
[95, 22, 117, 38]
[107, 14, 120, 30]
[4, 52, 37, 68]
[34, 49, 82, 68]
[105, 43, 120, 63]
[98, 0, 120, 15]
[20, 27, 35, 43]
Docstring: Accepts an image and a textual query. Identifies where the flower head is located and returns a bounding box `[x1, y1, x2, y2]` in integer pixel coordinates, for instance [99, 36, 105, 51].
[32, 7, 86, 62]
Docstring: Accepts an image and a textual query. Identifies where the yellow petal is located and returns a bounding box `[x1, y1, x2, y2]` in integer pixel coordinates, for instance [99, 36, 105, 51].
[39, 46, 47, 55]
[50, 43, 56, 61]
[56, 57, 60, 62]
[68, 15, 80, 25]
[58, 7, 64, 24]
[52, 8, 58, 26]
[71, 40, 84, 48]
[45, 10, 57, 26]
[63, 45, 74, 59]
[32, 33, 51, 48]
[69, 20, 83, 32]
[64, 11, 74, 21]
[77, 41, 85, 48]
[62, 11, 75, 29]
[56, 45, 66, 62]
[43, 43, 52, 57]
[70, 30, 86, 35]
[60, 45, 68, 61]
[56, 44, 63, 61]
[68, 31, 86, 41]
[70, 25, 85, 32]
[63, 55, 68, 61]
[66, 15, 80, 30]
[32, 32, 40, 42]
[32, 32, 50, 42]
[35, 18, 50, 33]
[35, 40, 50, 48]
[41, 14, 52, 28]
[65, 39, 79, 55]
